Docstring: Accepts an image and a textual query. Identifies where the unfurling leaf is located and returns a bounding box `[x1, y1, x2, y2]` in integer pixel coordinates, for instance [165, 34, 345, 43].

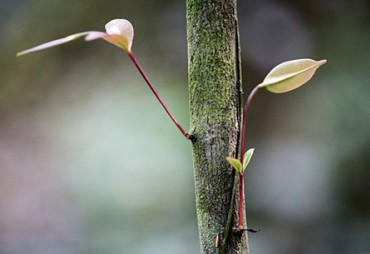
[242, 148, 255, 171]
[226, 157, 242, 173]
[258, 59, 327, 93]
[100, 19, 134, 52]
[17, 19, 134, 56]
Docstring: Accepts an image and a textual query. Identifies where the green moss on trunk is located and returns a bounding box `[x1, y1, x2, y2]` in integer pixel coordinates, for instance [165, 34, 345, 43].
[186, 0, 248, 253]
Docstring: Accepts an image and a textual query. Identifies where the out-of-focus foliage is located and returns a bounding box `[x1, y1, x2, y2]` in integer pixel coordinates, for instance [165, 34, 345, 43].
[0, 0, 369, 253]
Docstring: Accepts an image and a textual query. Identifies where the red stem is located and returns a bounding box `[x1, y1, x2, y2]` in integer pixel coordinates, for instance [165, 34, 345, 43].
[238, 85, 260, 229]
[128, 51, 189, 139]
[238, 172, 244, 229]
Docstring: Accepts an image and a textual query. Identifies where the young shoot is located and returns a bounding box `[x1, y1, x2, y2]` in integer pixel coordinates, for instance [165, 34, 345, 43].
[226, 58, 327, 234]
[17, 19, 189, 139]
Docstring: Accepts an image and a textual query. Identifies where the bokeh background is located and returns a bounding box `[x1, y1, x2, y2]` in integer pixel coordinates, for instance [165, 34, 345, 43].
[1, 0, 369, 253]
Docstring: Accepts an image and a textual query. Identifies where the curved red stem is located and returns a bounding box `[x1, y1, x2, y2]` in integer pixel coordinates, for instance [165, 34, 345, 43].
[128, 52, 189, 139]
[238, 85, 260, 229]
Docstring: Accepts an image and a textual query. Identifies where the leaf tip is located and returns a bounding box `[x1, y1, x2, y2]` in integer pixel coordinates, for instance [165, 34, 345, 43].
[16, 51, 25, 57]
[318, 59, 327, 66]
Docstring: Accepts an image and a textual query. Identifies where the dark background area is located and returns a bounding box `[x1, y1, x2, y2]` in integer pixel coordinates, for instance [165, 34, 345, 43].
[0, 0, 369, 253]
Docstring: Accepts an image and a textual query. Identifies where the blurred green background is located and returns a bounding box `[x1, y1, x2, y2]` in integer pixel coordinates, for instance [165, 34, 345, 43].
[0, 0, 369, 253]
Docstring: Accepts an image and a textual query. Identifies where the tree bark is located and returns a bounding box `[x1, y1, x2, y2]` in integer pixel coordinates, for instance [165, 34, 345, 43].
[186, 0, 248, 253]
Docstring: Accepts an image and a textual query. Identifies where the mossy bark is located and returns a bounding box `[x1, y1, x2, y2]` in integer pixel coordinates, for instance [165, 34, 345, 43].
[186, 0, 248, 253]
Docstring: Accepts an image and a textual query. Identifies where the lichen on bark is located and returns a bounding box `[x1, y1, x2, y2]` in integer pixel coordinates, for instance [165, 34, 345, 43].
[186, 0, 248, 253]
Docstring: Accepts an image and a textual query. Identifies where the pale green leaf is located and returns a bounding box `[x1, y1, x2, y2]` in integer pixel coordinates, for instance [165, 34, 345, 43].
[17, 32, 90, 57]
[242, 148, 255, 171]
[17, 19, 135, 57]
[226, 157, 242, 173]
[258, 59, 327, 93]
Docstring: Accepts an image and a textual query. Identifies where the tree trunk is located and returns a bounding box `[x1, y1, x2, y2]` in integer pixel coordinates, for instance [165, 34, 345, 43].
[186, 0, 248, 253]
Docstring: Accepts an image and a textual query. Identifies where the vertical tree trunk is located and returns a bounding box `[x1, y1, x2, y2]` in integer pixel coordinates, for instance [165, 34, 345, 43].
[186, 0, 248, 253]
